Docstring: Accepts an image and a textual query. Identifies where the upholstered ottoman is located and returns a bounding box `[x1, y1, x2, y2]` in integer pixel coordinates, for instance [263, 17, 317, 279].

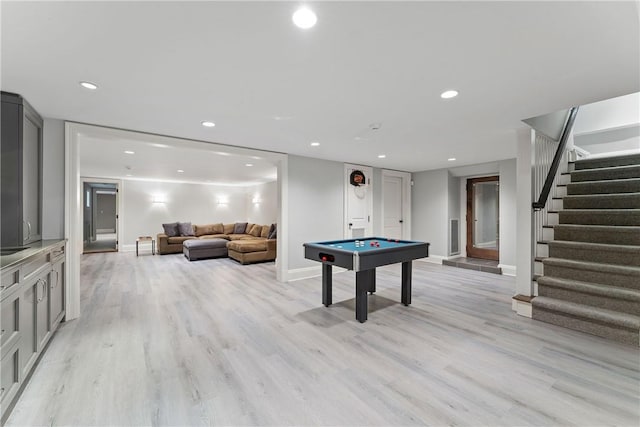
[226, 239, 276, 264]
[183, 238, 228, 261]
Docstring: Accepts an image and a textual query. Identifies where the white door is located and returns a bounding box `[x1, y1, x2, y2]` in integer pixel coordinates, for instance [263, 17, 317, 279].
[344, 164, 373, 238]
[383, 175, 403, 239]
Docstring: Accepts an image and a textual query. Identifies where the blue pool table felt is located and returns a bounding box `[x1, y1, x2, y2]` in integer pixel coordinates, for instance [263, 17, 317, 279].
[321, 238, 408, 252]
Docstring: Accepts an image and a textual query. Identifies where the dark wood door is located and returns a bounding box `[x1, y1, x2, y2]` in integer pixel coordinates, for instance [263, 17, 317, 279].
[466, 176, 499, 260]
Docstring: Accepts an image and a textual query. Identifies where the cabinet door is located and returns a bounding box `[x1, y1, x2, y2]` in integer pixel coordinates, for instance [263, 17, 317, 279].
[36, 272, 50, 351]
[22, 110, 42, 244]
[0, 342, 20, 418]
[20, 280, 38, 377]
[49, 259, 65, 330]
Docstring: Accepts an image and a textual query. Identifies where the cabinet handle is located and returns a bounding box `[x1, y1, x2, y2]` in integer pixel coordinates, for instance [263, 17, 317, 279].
[0, 387, 5, 397]
[27, 221, 32, 239]
[36, 278, 46, 302]
[51, 270, 60, 289]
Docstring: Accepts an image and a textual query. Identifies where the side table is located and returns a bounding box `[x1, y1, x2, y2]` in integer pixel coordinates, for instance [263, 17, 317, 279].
[136, 236, 155, 256]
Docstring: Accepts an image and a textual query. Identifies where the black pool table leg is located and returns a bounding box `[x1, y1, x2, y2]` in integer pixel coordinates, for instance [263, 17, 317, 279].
[322, 264, 332, 306]
[369, 269, 376, 294]
[401, 261, 412, 306]
[356, 270, 373, 323]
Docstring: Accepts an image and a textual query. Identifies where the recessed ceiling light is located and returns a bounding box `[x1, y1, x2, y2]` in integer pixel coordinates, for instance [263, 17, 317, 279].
[378, 154, 386, 159]
[201, 121, 216, 127]
[441, 90, 459, 99]
[292, 7, 317, 29]
[310, 142, 320, 146]
[79, 81, 98, 90]
[245, 163, 254, 167]
[149, 143, 170, 148]
[177, 169, 184, 173]
[448, 157, 457, 161]
[124, 150, 135, 154]
[126, 174, 132, 177]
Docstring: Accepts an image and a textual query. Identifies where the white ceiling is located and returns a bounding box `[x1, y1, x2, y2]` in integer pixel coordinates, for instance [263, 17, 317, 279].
[78, 125, 279, 185]
[2, 1, 639, 172]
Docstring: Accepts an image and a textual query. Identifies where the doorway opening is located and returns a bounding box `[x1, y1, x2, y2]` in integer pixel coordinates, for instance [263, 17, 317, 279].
[83, 182, 118, 253]
[466, 176, 499, 261]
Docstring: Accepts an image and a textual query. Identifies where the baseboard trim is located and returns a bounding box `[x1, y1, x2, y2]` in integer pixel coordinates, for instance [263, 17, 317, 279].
[287, 265, 348, 282]
[415, 255, 450, 264]
[498, 264, 516, 276]
[120, 244, 135, 253]
[512, 295, 533, 318]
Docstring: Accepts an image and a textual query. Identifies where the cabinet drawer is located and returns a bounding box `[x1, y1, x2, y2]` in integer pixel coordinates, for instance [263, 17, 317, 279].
[0, 341, 20, 409]
[1, 292, 20, 352]
[0, 268, 20, 300]
[22, 252, 49, 281]
[51, 244, 65, 262]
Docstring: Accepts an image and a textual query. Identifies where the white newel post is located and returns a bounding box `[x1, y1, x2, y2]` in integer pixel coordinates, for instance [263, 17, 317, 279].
[513, 128, 536, 317]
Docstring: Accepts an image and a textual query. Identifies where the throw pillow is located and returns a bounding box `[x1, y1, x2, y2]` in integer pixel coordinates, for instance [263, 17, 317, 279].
[233, 222, 248, 234]
[223, 223, 235, 234]
[178, 222, 195, 236]
[260, 225, 270, 238]
[268, 223, 277, 239]
[249, 224, 262, 237]
[162, 222, 179, 237]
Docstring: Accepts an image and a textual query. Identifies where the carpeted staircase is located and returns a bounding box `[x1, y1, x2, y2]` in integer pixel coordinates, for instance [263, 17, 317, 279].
[532, 153, 640, 346]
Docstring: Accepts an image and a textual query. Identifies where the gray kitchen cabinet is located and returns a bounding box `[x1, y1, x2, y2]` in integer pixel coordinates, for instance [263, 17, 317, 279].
[0, 241, 66, 422]
[49, 245, 65, 331]
[1, 91, 43, 247]
[19, 265, 48, 378]
[0, 340, 20, 412]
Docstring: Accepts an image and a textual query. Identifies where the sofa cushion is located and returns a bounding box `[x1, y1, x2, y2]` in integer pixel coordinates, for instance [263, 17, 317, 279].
[233, 222, 248, 234]
[178, 222, 195, 236]
[198, 234, 229, 240]
[260, 225, 270, 238]
[167, 236, 196, 244]
[223, 223, 235, 234]
[247, 224, 262, 237]
[162, 222, 179, 237]
[194, 223, 224, 237]
[227, 240, 268, 253]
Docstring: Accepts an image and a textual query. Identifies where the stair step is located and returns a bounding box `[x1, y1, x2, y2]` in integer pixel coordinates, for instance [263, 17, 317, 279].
[574, 153, 640, 170]
[532, 296, 640, 346]
[537, 276, 640, 315]
[571, 164, 640, 182]
[548, 240, 640, 267]
[553, 224, 640, 245]
[542, 258, 640, 290]
[562, 192, 640, 209]
[567, 178, 640, 195]
[559, 209, 640, 226]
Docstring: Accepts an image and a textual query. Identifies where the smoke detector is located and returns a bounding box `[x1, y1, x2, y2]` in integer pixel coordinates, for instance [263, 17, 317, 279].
[369, 122, 382, 131]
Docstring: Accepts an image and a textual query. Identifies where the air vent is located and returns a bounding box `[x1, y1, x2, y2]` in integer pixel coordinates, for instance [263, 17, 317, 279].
[449, 219, 460, 255]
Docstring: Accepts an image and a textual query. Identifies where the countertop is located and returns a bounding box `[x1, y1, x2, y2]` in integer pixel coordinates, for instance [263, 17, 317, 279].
[1, 239, 66, 271]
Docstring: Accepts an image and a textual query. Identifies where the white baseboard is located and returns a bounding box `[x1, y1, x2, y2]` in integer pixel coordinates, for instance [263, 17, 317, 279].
[498, 263, 516, 276]
[512, 299, 533, 318]
[287, 265, 348, 282]
[416, 255, 452, 264]
[120, 244, 136, 253]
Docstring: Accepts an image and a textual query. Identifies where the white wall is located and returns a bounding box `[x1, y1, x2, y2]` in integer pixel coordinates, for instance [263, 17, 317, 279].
[287, 155, 344, 271]
[42, 118, 65, 239]
[573, 92, 640, 135]
[246, 181, 277, 225]
[499, 159, 517, 275]
[411, 169, 449, 259]
[120, 180, 249, 245]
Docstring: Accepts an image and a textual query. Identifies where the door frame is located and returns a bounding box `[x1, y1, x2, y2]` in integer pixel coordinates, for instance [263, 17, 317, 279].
[344, 163, 373, 238]
[466, 175, 499, 260]
[81, 177, 121, 253]
[381, 169, 412, 239]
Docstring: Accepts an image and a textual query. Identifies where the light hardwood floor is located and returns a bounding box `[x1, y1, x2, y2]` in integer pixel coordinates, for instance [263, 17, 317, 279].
[6, 253, 640, 426]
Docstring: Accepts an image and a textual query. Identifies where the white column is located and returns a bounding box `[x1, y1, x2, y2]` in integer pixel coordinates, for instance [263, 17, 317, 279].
[513, 128, 536, 317]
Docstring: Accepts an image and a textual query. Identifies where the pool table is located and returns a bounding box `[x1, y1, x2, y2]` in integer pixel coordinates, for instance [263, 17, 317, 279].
[303, 237, 430, 322]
